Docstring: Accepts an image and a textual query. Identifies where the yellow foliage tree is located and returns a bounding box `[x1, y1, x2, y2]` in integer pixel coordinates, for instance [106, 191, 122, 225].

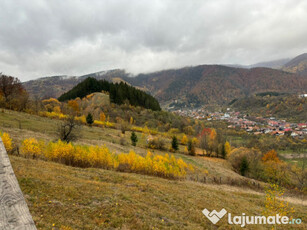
[42, 98, 61, 112]
[100, 112, 106, 122]
[262, 149, 280, 163]
[20, 138, 43, 159]
[0, 131, 13, 152]
[208, 129, 217, 155]
[53, 106, 61, 114]
[224, 141, 231, 156]
[181, 135, 188, 145]
[263, 183, 295, 218]
[68, 99, 79, 112]
[18, 138, 194, 179]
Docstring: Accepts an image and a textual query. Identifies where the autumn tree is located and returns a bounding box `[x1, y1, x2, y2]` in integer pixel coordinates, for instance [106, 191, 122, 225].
[67, 99, 79, 113]
[199, 134, 208, 156]
[199, 127, 211, 155]
[288, 157, 307, 191]
[263, 183, 295, 218]
[188, 139, 196, 156]
[228, 147, 262, 179]
[0, 74, 28, 110]
[208, 129, 218, 156]
[120, 121, 129, 134]
[181, 135, 188, 145]
[220, 143, 227, 159]
[58, 115, 79, 143]
[0, 74, 23, 102]
[100, 112, 106, 122]
[262, 150, 289, 185]
[262, 149, 280, 163]
[42, 98, 61, 112]
[224, 141, 231, 157]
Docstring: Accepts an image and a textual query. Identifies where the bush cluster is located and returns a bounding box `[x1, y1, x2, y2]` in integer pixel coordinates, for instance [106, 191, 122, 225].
[0, 131, 13, 152]
[20, 138, 193, 179]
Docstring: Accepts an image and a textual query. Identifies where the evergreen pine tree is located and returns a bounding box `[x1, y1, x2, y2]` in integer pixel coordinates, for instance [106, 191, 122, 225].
[188, 139, 196, 156]
[240, 157, 249, 176]
[130, 131, 138, 146]
[171, 136, 179, 151]
[86, 113, 94, 126]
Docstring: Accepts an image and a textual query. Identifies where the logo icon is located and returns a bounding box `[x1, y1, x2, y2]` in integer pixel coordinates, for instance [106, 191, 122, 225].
[202, 208, 227, 224]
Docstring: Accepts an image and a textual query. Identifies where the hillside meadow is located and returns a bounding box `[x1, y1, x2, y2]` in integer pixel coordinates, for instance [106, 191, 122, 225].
[10, 156, 307, 229]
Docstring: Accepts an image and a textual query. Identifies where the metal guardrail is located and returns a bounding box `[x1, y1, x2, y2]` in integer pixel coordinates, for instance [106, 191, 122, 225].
[0, 138, 36, 229]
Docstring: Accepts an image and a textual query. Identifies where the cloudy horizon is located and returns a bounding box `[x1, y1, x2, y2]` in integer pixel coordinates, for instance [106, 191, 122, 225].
[1, 0, 307, 81]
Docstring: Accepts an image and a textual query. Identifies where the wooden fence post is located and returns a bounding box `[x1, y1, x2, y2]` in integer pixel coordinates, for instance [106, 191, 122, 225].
[0, 138, 37, 229]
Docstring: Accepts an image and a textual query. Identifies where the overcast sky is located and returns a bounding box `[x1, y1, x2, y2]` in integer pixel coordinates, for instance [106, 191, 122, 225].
[1, 0, 307, 81]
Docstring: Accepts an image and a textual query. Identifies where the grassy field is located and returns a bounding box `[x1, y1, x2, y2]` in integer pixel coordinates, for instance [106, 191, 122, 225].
[11, 156, 307, 229]
[1, 109, 307, 229]
[0, 109, 252, 184]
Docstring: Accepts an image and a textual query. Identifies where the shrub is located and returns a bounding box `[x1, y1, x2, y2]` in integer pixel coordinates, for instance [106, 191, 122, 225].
[0, 131, 13, 152]
[18, 138, 194, 179]
[147, 137, 165, 150]
[120, 135, 127, 146]
[20, 138, 43, 159]
[228, 147, 262, 178]
[117, 151, 191, 178]
[263, 183, 295, 217]
[181, 135, 188, 145]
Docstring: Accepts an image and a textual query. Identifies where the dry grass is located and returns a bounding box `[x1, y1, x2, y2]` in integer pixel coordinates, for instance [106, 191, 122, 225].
[0, 109, 283, 189]
[2, 109, 306, 229]
[11, 156, 307, 229]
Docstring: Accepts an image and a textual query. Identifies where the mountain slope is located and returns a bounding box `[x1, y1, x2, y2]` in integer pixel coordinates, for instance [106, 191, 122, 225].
[249, 58, 291, 69]
[282, 53, 307, 75]
[227, 58, 291, 69]
[11, 156, 307, 229]
[58, 77, 161, 111]
[231, 94, 307, 122]
[24, 65, 307, 108]
[23, 69, 129, 99]
[128, 65, 307, 107]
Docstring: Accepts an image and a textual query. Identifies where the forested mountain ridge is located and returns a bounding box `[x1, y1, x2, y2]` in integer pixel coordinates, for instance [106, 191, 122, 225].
[24, 63, 307, 108]
[282, 53, 307, 75]
[58, 77, 161, 111]
[23, 69, 130, 99]
[128, 65, 307, 107]
[230, 93, 307, 122]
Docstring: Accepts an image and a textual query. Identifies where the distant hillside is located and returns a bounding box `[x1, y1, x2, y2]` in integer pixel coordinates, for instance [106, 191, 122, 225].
[282, 53, 307, 75]
[128, 65, 307, 108]
[58, 77, 161, 111]
[231, 94, 307, 122]
[249, 58, 291, 69]
[24, 64, 307, 109]
[227, 58, 290, 69]
[23, 69, 129, 99]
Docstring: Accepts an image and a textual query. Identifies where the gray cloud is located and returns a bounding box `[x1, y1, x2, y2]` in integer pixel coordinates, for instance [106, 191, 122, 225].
[0, 0, 307, 81]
